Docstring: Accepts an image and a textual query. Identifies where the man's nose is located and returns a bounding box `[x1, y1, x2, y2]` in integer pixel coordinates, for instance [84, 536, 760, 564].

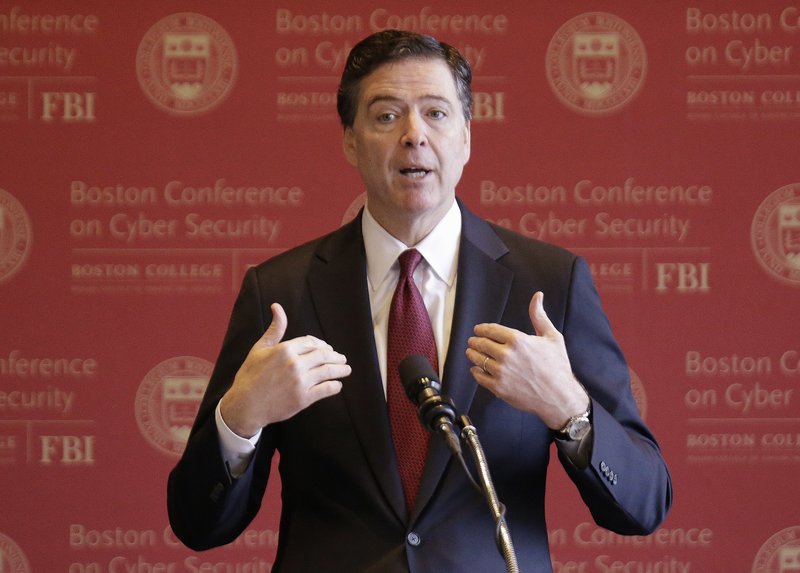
[400, 113, 427, 147]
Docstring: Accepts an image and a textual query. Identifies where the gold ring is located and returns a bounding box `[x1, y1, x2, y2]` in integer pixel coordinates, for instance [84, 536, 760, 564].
[482, 356, 490, 374]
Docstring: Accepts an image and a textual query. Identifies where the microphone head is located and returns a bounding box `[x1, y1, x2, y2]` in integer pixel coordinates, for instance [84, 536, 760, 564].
[398, 354, 459, 433]
[398, 354, 441, 403]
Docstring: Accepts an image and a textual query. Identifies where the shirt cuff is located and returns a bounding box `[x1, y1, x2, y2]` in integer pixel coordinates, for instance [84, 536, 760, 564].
[215, 400, 261, 478]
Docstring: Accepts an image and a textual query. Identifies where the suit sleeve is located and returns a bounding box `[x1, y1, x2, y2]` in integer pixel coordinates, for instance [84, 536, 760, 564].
[167, 268, 278, 550]
[557, 256, 673, 534]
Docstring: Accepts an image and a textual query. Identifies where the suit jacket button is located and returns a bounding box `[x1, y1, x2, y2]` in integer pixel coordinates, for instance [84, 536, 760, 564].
[407, 532, 421, 546]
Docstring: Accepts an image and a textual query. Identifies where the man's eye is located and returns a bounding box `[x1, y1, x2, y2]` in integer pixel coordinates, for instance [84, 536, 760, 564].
[429, 110, 446, 119]
[377, 112, 397, 123]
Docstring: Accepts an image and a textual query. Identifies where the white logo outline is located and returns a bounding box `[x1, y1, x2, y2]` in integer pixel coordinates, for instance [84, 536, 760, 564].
[546, 12, 647, 116]
[751, 183, 800, 286]
[135, 356, 212, 457]
[136, 12, 237, 116]
[0, 189, 32, 284]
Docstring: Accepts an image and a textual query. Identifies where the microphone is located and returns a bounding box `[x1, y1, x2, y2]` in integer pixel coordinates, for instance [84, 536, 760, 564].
[400, 357, 519, 571]
[398, 355, 461, 456]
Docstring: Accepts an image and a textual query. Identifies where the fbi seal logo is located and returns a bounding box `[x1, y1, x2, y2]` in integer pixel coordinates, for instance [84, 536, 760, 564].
[135, 356, 211, 456]
[546, 12, 647, 116]
[0, 532, 30, 573]
[752, 184, 800, 285]
[0, 189, 32, 284]
[753, 526, 800, 573]
[136, 13, 237, 116]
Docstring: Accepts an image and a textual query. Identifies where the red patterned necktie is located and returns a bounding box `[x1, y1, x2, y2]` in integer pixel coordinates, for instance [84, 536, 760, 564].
[387, 249, 439, 514]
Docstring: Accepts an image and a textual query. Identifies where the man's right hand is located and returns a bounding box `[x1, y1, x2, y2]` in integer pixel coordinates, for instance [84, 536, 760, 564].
[219, 302, 351, 438]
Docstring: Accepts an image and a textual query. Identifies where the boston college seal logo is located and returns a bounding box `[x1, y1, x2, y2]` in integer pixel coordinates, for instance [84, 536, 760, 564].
[546, 12, 647, 116]
[0, 531, 31, 573]
[0, 189, 32, 284]
[136, 13, 237, 116]
[753, 526, 800, 573]
[135, 356, 212, 456]
[751, 183, 800, 286]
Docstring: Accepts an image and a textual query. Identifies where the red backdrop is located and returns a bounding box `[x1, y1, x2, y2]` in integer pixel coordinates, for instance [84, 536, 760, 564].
[2, 1, 799, 571]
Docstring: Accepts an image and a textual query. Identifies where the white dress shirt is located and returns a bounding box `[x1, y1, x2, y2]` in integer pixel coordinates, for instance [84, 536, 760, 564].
[362, 200, 461, 393]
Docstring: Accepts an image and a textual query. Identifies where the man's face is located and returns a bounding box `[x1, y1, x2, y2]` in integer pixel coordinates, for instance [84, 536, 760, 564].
[343, 58, 471, 241]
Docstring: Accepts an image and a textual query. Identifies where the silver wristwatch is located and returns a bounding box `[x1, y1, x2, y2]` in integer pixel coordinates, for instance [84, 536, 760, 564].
[556, 406, 592, 441]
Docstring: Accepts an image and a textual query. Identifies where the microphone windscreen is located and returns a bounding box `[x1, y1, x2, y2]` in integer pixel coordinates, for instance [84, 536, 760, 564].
[398, 354, 439, 402]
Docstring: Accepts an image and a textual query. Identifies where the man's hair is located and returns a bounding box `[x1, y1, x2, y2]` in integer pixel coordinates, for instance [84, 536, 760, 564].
[336, 29, 473, 127]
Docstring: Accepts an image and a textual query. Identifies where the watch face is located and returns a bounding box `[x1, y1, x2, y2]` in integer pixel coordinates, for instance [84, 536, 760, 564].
[568, 418, 591, 440]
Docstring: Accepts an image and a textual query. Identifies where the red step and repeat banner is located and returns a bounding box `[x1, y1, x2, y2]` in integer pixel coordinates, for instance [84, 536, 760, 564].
[2, 1, 799, 571]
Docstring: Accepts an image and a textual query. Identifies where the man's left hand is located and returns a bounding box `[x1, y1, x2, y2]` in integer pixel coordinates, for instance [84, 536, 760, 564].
[466, 291, 590, 430]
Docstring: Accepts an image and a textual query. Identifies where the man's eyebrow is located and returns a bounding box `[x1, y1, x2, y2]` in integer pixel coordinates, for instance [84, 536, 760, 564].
[366, 95, 401, 108]
[366, 94, 454, 108]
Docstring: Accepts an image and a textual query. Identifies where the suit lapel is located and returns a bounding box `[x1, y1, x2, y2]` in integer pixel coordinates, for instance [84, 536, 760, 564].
[412, 204, 513, 521]
[307, 217, 407, 523]
[307, 206, 514, 524]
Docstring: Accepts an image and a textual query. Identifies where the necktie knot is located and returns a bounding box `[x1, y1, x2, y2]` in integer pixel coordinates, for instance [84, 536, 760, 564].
[398, 249, 423, 279]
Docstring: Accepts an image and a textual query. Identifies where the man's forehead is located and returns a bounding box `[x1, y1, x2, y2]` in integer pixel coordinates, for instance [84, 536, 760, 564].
[358, 58, 459, 102]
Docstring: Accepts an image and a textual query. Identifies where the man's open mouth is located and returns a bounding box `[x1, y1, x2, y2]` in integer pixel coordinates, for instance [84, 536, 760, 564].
[399, 167, 431, 178]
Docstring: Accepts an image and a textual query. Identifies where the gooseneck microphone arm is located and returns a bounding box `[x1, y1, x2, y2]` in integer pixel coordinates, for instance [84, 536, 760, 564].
[458, 414, 520, 573]
[398, 355, 521, 573]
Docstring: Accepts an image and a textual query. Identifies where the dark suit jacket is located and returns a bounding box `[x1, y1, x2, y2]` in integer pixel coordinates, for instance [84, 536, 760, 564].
[167, 202, 672, 572]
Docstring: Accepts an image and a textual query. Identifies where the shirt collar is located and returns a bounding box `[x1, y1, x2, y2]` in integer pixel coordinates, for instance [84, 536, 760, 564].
[362, 199, 461, 291]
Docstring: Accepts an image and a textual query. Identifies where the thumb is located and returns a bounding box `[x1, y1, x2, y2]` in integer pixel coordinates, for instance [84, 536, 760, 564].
[261, 303, 288, 347]
[529, 291, 556, 337]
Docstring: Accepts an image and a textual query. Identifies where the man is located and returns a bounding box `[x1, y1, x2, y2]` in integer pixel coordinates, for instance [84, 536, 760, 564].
[168, 30, 672, 572]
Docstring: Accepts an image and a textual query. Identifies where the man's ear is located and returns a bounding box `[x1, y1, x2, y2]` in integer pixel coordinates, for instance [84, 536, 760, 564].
[343, 127, 358, 167]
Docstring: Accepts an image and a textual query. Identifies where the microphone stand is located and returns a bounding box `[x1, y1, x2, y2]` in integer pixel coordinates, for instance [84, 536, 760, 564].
[457, 414, 520, 573]
[398, 356, 520, 571]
